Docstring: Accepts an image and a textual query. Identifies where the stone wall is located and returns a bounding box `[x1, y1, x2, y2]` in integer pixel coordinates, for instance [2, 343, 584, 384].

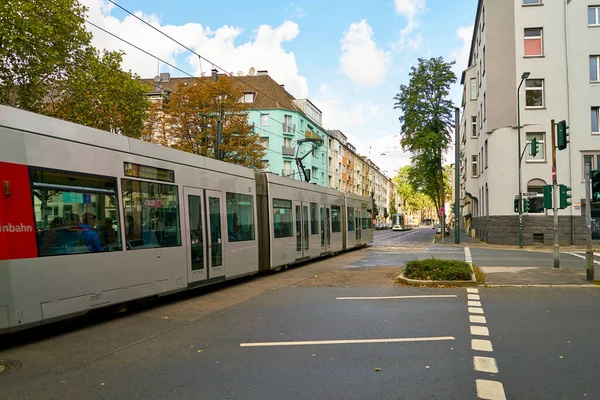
[472, 215, 586, 246]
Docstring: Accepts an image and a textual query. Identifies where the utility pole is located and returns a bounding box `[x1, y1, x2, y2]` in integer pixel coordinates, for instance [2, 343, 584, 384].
[585, 164, 594, 280]
[551, 119, 559, 268]
[455, 107, 461, 244]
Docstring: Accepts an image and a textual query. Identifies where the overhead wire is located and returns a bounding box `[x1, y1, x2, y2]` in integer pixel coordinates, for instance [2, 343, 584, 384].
[106, 0, 310, 138]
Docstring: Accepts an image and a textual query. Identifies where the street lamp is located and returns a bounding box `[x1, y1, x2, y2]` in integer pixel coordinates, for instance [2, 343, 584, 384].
[517, 71, 530, 248]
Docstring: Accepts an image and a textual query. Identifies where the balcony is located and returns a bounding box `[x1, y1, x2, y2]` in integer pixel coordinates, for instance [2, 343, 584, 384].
[282, 146, 295, 156]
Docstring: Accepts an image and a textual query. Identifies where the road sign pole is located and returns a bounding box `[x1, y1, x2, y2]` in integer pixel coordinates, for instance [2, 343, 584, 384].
[585, 164, 594, 280]
[551, 119, 560, 269]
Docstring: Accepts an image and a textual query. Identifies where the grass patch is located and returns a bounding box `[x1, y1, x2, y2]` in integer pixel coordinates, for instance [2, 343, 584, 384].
[473, 265, 486, 284]
[404, 259, 472, 281]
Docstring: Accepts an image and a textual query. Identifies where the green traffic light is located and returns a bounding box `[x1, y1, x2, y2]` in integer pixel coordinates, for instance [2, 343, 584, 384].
[530, 138, 539, 157]
[557, 120, 569, 151]
[592, 170, 600, 202]
[559, 184, 572, 209]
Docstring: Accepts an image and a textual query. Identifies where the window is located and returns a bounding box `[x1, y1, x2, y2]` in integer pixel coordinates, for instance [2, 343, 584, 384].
[524, 28, 543, 56]
[592, 107, 599, 133]
[482, 5, 485, 30]
[525, 79, 544, 108]
[483, 47, 486, 75]
[226, 193, 255, 242]
[31, 169, 122, 256]
[284, 115, 293, 133]
[260, 113, 269, 126]
[523, 0, 542, 4]
[591, 56, 600, 82]
[526, 132, 545, 161]
[347, 207, 355, 231]
[243, 93, 254, 103]
[310, 203, 318, 234]
[311, 167, 317, 180]
[273, 199, 293, 238]
[470, 78, 477, 100]
[589, 6, 600, 26]
[260, 137, 269, 148]
[283, 137, 292, 148]
[331, 206, 342, 233]
[262, 160, 269, 172]
[312, 147, 318, 157]
[121, 179, 181, 249]
[480, 148, 483, 173]
[472, 116, 477, 137]
[283, 161, 292, 176]
[472, 155, 479, 177]
[484, 92, 487, 120]
[365, 210, 373, 229]
[485, 140, 489, 168]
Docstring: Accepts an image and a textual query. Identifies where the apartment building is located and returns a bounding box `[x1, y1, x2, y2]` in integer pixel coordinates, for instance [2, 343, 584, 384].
[460, 0, 600, 245]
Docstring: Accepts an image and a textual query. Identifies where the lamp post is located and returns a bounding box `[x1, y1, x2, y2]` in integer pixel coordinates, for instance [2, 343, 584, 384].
[517, 71, 530, 248]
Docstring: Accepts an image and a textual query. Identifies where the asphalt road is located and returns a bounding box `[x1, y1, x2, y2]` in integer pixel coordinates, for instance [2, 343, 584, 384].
[2, 228, 600, 399]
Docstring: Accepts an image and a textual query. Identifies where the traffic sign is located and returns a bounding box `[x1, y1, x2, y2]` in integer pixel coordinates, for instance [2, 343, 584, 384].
[522, 192, 538, 197]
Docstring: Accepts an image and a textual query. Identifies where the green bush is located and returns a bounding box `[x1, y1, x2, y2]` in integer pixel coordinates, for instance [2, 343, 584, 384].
[404, 259, 472, 281]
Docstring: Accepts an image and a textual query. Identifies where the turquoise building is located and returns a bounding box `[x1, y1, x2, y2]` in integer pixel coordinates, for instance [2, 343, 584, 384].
[240, 72, 329, 187]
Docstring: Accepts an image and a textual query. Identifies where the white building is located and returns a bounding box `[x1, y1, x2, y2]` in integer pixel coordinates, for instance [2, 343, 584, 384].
[460, 0, 600, 245]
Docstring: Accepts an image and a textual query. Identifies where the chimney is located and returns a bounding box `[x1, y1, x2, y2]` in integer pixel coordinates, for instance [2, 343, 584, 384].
[257, 70, 268, 76]
[211, 68, 218, 82]
[159, 72, 171, 82]
[280, 84, 285, 89]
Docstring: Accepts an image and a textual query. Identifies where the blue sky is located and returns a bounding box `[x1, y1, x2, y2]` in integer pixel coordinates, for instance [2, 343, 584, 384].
[83, 0, 478, 175]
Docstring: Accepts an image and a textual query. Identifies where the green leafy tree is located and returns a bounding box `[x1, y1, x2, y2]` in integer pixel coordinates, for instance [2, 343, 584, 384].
[370, 191, 378, 219]
[159, 76, 266, 168]
[48, 49, 151, 138]
[393, 57, 456, 215]
[0, 0, 92, 111]
[389, 197, 397, 217]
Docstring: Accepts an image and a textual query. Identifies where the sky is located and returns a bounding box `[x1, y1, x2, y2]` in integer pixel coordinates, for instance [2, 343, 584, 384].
[81, 0, 477, 178]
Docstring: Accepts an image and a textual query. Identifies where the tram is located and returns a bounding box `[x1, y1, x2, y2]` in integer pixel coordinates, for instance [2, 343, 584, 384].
[0, 106, 373, 333]
[391, 213, 407, 231]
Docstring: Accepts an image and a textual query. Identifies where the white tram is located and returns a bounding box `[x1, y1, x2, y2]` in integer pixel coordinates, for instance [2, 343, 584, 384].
[0, 106, 373, 333]
[391, 213, 406, 231]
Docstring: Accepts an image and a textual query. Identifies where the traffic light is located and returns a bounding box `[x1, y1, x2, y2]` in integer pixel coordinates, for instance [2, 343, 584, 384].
[523, 198, 531, 213]
[591, 170, 600, 201]
[559, 184, 572, 209]
[530, 138, 539, 157]
[543, 185, 553, 209]
[557, 120, 569, 150]
[514, 198, 519, 213]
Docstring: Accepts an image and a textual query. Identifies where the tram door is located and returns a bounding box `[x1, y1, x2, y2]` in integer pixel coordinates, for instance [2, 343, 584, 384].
[294, 201, 309, 259]
[184, 188, 226, 285]
[322, 204, 331, 252]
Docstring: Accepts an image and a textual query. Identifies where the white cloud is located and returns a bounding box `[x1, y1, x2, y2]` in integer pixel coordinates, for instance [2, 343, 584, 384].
[450, 25, 474, 73]
[395, 0, 426, 50]
[313, 84, 411, 174]
[339, 20, 391, 88]
[80, 0, 308, 98]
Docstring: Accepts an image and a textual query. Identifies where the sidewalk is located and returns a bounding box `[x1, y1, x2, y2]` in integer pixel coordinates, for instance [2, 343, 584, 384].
[479, 265, 596, 287]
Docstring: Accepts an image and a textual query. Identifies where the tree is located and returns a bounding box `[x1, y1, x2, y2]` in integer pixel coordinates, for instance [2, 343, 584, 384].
[158, 76, 266, 168]
[47, 49, 151, 138]
[370, 191, 378, 219]
[389, 197, 397, 217]
[393, 57, 456, 215]
[0, 0, 92, 112]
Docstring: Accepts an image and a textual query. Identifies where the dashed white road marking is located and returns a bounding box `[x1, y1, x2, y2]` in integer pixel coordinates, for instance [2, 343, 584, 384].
[476, 379, 506, 400]
[336, 295, 457, 300]
[240, 336, 455, 347]
[472, 339, 494, 352]
[470, 326, 490, 336]
[565, 252, 600, 266]
[473, 356, 499, 373]
[468, 294, 481, 300]
[465, 247, 473, 264]
[470, 315, 487, 324]
[467, 288, 479, 293]
[468, 301, 482, 307]
[469, 307, 485, 314]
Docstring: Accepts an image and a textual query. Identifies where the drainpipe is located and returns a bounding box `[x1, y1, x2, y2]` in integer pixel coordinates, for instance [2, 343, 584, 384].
[563, 0, 574, 244]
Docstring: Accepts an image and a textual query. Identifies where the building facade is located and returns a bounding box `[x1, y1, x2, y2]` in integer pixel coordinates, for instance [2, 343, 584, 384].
[460, 0, 600, 245]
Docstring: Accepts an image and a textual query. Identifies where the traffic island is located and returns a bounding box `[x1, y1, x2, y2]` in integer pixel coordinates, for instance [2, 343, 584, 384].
[395, 259, 478, 287]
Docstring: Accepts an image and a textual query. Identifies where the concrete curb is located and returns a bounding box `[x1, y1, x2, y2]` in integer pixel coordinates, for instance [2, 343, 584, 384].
[395, 264, 478, 287]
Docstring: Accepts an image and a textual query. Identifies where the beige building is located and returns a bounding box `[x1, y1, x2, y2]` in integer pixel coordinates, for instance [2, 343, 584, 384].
[460, 0, 600, 245]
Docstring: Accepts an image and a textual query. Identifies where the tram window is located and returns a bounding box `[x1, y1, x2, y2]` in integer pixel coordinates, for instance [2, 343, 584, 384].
[273, 198, 293, 238]
[30, 168, 121, 256]
[226, 193, 255, 242]
[121, 179, 181, 249]
[366, 209, 373, 229]
[310, 203, 318, 235]
[347, 207, 355, 231]
[331, 205, 342, 233]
